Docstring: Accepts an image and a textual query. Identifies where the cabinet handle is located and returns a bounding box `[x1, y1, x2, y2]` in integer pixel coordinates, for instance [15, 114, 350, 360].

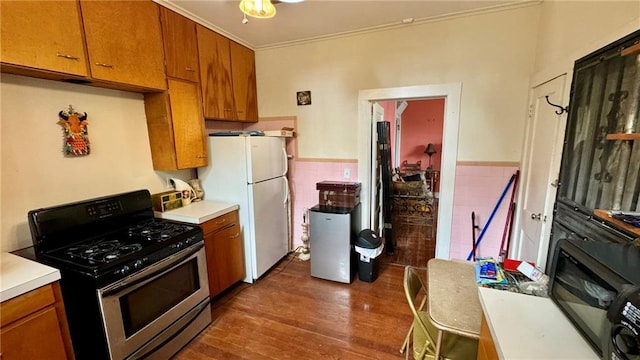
[229, 233, 240, 239]
[95, 62, 114, 69]
[215, 218, 227, 225]
[224, 109, 232, 112]
[185, 67, 195, 72]
[56, 52, 79, 61]
[196, 154, 207, 158]
[531, 213, 542, 221]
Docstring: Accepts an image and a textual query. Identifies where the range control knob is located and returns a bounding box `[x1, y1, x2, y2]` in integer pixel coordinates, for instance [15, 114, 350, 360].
[132, 260, 144, 270]
[120, 265, 131, 276]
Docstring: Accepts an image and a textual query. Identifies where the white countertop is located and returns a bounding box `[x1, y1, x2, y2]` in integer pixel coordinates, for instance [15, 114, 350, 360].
[478, 287, 598, 359]
[1, 252, 61, 302]
[154, 200, 238, 224]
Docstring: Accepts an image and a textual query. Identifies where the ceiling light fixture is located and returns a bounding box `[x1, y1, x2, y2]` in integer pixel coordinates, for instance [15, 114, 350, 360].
[239, 0, 276, 19]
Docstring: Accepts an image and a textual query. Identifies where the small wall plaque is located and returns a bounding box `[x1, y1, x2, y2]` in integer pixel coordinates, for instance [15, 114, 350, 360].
[297, 91, 311, 106]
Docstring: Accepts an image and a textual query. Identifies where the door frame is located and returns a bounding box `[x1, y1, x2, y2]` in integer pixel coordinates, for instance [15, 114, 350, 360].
[357, 83, 461, 259]
[370, 103, 385, 236]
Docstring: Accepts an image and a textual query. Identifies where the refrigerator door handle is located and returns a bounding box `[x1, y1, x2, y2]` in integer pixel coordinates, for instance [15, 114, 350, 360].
[281, 147, 288, 176]
[282, 176, 289, 205]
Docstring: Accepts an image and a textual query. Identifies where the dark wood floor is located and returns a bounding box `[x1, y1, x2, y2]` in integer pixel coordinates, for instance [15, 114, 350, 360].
[174, 256, 414, 359]
[385, 222, 435, 268]
[386, 199, 438, 267]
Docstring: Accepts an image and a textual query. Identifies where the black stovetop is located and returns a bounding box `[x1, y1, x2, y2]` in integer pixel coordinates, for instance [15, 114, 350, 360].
[26, 190, 203, 285]
[52, 218, 195, 266]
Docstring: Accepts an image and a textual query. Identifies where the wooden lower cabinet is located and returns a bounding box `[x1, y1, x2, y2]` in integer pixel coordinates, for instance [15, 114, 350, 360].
[201, 210, 244, 298]
[477, 314, 499, 360]
[0, 282, 74, 360]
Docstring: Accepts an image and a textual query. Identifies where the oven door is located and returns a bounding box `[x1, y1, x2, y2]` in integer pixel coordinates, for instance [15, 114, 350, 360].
[549, 240, 625, 357]
[98, 243, 210, 360]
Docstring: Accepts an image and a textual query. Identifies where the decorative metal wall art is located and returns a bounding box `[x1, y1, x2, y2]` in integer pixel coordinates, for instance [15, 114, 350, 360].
[58, 105, 90, 157]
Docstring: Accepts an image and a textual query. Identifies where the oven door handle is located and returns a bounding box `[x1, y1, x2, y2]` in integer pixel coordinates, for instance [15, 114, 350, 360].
[99, 242, 204, 296]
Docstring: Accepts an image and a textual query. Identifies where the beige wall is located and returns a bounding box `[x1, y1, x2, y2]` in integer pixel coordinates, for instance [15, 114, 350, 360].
[533, 0, 640, 81]
[0, 74, 191, 252]
[255, 4, 540, 162]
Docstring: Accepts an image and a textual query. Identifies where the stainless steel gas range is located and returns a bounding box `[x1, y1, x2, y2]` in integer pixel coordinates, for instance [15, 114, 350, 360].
[25, 190, 211, 360]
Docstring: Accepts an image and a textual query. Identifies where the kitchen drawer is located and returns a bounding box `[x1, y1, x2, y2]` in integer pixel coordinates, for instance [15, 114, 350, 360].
[1, 284, 55, 327]
[201, 210, 239, 235]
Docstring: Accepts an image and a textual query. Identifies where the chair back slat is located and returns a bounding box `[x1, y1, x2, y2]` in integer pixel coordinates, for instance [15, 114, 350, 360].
[403, 266, 438, 358]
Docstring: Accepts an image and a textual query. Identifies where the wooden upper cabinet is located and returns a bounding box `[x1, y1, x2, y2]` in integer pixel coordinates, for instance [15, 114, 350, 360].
[144, 78, 207, 170]
[1, 1, 89, 78]
[197, 25, 235, 120]
[197, 25, 258, 122]
[168, 79, 207, 169]
[160, 7, 200, 82]
[80, 0, 166, 91]
[230, 41, 258, 122]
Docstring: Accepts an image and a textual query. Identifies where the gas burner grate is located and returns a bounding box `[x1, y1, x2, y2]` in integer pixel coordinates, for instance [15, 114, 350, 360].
[67, 240, 143, 265]
[128, 220, 194, 242]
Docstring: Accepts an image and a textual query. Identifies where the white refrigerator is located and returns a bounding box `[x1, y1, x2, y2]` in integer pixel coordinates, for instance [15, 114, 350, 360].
[198, 135, 289, 283]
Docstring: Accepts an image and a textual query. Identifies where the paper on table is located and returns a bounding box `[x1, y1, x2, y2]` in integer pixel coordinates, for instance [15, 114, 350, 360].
[517, 261, 544, 281]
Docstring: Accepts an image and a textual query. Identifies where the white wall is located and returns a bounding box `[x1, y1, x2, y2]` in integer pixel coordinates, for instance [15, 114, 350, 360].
[255, 4, 541, 162]
[0, 74, 191, 252]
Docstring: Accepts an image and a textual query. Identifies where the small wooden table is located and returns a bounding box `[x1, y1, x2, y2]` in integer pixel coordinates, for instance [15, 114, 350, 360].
[427, 259, 482, 358]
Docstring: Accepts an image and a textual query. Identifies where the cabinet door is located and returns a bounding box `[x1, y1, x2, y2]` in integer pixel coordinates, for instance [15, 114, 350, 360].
[168, 79, 208, 169]
[204, 225, 239, 297]
[1, 307, 68, 360]
[80, 0, 166, 90]
[203, 211, 244, 298]
[197, 25, 235, 120]
[204, 227, 221, 297]
[213, 224, 244, 297]
[230, 41, 259, 122]
[144, 79, 207, 170]
[1, 1, 89, 77]
[477, 315, 499, 360]
[160, 7, 200, 82]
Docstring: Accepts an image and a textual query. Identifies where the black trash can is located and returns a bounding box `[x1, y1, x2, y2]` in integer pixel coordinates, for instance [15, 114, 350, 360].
[355, 229, 384, 282]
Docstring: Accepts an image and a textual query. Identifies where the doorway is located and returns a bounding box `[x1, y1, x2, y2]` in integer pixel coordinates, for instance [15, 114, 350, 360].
[357, 83, 462, 259]
[380, 98, 445, 265]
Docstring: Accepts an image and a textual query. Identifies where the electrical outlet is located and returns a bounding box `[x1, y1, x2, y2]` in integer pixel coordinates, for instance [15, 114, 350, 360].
[166, 177, 173, 189]
[343, 168, 351, 179]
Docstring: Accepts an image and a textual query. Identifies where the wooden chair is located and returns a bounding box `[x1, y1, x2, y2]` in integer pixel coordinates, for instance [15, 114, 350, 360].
[400, 266, 478, 360]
